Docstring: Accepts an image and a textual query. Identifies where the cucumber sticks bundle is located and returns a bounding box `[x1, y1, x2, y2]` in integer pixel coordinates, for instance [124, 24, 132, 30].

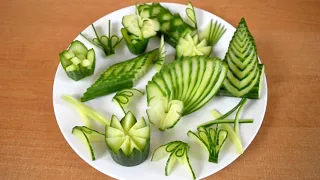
[146, 56, 228, 130]
[105, 111, 150, 166]
[81, 49, 158, 102]
[137, 3, 196, 47]
[217, 18, 265, 99]
[59, 40, 95, 81]
[81, 20, 122, 57]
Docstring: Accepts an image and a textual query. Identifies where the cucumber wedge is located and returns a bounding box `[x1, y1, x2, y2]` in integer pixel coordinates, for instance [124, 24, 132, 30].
[151, 141, 196, 179]
[59, 40, 95, 81]
[218, 18, 265, 99]
[146, 56, 227, 130]
[112, 88, 144, 113]
[72, 126, 104, 161]
[81, 49, 158, 102]
[188, 126, 228, 163]
[199, 19, 226, 46]
[176, 33, 212, 58]
[105, 111, 150, 166]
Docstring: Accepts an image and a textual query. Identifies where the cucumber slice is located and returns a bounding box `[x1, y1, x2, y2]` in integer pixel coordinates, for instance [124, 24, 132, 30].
[112, 88, 144, 113]
[69, 40, 88, 55]
[62, 95, 110, 126]
[176, 33, 212, 58]
[220, 18, 264, 98]
[159, 100, 184, 130]
[81, 49, 158, 102]
[152, 141, 196, 179]
[146, 56, 227, 130]
[186, 2, 197, 29]
[72, 126, 104, 161]
[199, 19, 226, 46]
[105, 111, 150, 166]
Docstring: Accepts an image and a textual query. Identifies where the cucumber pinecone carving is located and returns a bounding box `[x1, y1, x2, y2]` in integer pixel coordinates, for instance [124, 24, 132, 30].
[218, 18, 265, 99]
[146, 56, 228, 130]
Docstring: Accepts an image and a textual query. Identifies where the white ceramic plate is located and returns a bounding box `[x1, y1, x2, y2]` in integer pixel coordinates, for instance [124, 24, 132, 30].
[53, 3, 267, 180]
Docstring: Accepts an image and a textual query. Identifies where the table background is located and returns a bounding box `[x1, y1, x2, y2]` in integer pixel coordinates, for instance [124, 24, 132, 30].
[1, 0, 319, 179]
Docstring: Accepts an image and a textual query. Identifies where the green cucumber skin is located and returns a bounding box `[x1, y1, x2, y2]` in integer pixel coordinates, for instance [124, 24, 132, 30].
[121, 28, 149, 55]
[217, 64, 264, 99]
[81, 49, 158, 102]
[138, 3, 196, 48]
[107, 139, 150, 167]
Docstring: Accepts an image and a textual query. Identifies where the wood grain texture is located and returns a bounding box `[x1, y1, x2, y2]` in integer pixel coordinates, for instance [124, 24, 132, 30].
[0, 0, 319, 179]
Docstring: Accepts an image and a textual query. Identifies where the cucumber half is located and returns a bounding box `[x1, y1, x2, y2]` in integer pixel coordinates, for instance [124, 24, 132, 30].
[146, 56, 228, 130]
[72, 126, 105, 161]
[59, 40, 95, 81]
[176, 33, 212, 58]
[81, 48, 158, 102]
[112, 88, 144, 113]
[219, 18, 265, 99]
[188, 126, 228, 163]
[105, 111, 150, 166]
[151, 141, 196, 179]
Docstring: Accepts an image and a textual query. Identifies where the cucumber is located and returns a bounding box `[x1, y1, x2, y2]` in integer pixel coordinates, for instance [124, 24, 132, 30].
[188, 126, 228, 163]
[59, 40, 95, 81]
[80, 20, 122, 57]
[151, 141, 196, 179]
[199, 19, 226, 46]
[112, 88, 144, 113]
[81, 48, 158, 102]
[146, 56, 227, 130]
[121, 28, 149, 55]
[62, 95, 110, 127]
[105, 111, 150, 166]
[186, 2, 197, 29]
[154, 35, 166, 71]
[137, 3, 196, 47]
[72, 126, 104, 161]
[176, 33, 212, 58]
[219, 18, 265, 99]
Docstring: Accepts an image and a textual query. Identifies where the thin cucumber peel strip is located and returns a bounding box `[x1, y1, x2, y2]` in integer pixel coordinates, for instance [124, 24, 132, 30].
[80, 20, 123, 57]
[62, 95, 110, 126]
[112, 89, 144, 113]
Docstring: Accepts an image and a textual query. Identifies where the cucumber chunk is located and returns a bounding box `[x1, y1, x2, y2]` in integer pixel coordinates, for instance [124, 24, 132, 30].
[105, 111, 150, 166]
[59, 40, 96, 81]
[176, 33, 212, 58]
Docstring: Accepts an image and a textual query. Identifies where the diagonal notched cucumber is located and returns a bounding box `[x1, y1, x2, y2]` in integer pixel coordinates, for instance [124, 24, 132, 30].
[81, 48, 158, 102]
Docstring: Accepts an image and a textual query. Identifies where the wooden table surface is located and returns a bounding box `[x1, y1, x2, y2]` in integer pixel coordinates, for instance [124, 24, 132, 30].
[1, 0, 320, 179]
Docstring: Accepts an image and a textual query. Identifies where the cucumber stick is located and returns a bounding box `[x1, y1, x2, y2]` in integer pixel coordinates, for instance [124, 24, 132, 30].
[199, 19, 226, 46]
[121, 12, 160, 55]
[81, 48, 158, 102]
[112, 88, 144, 113]
[218, 18, 265, 99]
[72, 126, 104, 161]
[59, 40, 95, 81]
[146, 56, 228, 130]
[80, 20, 122, 57]
[137, 3, 196, 47]
[176, 33, 212, 58]
[105, 111, 150, 166]
[188, 126, 228, 163]
[62, 95, 110, 127]
[151, 141, 196, 179]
